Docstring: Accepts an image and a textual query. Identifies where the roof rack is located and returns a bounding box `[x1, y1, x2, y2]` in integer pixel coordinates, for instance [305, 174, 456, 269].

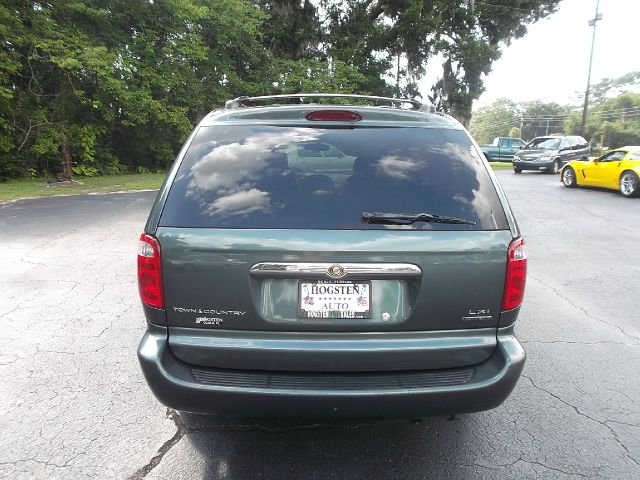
[224, 93, 436, 113]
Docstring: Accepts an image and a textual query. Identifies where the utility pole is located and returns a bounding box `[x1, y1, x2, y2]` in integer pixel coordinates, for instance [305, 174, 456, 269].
[396, 51, 401, 98]
[520, 112, 524, 139]
[580, 0, 602, 137]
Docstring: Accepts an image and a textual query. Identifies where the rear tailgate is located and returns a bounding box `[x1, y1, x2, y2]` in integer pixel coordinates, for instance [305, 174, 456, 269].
[158, 228, 510, 331]
[158, 228, 510, 370]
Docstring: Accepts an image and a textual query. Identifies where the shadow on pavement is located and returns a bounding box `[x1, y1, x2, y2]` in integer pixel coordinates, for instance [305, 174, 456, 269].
[176, 411, 478, 479]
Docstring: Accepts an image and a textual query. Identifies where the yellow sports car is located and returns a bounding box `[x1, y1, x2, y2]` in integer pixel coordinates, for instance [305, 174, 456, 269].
[561, 146, 640, 197]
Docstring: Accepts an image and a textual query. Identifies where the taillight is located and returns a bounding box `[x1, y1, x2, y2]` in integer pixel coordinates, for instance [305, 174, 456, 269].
[138, 234, 164, 309]
[305, 110, 362, 122]
[502, 238, 527, 311]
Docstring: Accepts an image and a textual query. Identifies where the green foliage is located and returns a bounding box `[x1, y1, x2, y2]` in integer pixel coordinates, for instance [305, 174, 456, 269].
[473, 82, 640, 149]
[519, 101, 569, 139]
[470, 98, 520, 144]
[72, 165, 100, 177]
[471, 98, 570, 143]
[0, 0, 562, 178]
[269, 60, 367, 95]
[426, 0, 561, 124]
[317, 0, 560, 124]
[96, 152, 127, 176]
[0, 0, 267, 179]
[588, 71, 640, 105]
[566, 92, 640, 148]
[259, 0, 321, 61]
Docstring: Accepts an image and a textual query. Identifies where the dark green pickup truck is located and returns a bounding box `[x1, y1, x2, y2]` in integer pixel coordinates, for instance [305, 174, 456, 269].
[481, 137, 526, 162]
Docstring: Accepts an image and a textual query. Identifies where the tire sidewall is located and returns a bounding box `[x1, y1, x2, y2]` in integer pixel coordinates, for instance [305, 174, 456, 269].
[562, 167, 576, 187]
[620, 171, 639, 197]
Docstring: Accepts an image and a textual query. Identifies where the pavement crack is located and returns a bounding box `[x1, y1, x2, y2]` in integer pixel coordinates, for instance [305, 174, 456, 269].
[528, 274, 640, 342]
[185, 417, 407, 434]
[129, 409, 186, 479]
[129, 409, 407, 479]
[521, 340, 640, 347]
[523, 374, 640, 468]
[606, 419, 640, 428]
[0, 305, 20, 319]
[513, 458, 591, 478]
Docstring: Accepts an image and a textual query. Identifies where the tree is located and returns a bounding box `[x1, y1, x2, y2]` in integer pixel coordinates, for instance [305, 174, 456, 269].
[520, 101, 568, 139]
[469, 98, 520, 144]
[267, 60, 366, 95]
[320, 1, 561, 125]
[259, 0, 321, 61]
[0, 0, 565, 179]
[471, 98, 573, 144]
[1, 1, 121, 178]
[565, 92, 640, 148]
[428, 0, 561, 125]
[587, 71, 640, 105]
[564, 73, 640, 147]
[0, 0, 267, 179]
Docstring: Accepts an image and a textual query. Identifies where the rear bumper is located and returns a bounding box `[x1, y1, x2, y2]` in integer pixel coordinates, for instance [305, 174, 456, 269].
[137, 325, 526, 418]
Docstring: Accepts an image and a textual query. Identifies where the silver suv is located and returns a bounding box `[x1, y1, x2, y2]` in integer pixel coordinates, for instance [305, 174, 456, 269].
[513, 135, 590, 174]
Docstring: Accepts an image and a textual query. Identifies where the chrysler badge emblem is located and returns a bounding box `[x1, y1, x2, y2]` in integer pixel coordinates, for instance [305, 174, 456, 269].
[327, 264, 346, 278]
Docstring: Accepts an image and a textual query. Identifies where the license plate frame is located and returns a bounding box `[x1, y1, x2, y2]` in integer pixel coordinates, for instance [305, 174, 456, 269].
[298, 280, 371, 319]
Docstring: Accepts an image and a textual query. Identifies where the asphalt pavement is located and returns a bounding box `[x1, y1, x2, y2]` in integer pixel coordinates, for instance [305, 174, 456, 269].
[0, 171, 639, 479]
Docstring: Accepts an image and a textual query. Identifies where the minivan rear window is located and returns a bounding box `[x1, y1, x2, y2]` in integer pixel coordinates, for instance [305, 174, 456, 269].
[159, 125, 508, 230]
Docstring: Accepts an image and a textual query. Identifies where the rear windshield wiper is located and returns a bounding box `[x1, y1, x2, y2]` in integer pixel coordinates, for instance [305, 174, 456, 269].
[362, 211, 476, 226]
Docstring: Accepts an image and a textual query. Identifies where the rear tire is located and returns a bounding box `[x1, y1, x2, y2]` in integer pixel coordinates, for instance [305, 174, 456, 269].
[562, 167, 577, 188]
[620, 171, 639, 197]
[513, 167, 522, 174]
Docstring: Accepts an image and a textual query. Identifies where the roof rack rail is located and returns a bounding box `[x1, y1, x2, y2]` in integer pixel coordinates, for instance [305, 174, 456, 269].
[224, 93, 435, 113]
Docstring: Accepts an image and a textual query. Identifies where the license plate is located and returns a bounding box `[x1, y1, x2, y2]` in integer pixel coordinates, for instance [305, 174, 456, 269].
[298, 281, 371, 319]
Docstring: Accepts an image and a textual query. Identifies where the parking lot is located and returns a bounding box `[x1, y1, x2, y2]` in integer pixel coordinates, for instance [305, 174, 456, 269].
[1, 170, 639, 479]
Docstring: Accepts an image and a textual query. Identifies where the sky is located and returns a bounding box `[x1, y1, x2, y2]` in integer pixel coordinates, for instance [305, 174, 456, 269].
[419, 0, 640, 109]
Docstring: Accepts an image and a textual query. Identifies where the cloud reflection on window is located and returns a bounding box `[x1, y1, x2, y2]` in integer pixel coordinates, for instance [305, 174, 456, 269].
[189, 142, 258, 192]
[377, 155, 419, 180]
[185, 129, 318, 218]
[206, 188, 272, 217]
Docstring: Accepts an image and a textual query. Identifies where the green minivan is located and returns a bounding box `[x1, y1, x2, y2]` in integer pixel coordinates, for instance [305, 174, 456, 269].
[137, 94, 527, 418]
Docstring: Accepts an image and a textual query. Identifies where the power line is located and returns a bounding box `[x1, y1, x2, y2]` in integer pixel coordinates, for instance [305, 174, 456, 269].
[473, 104, 640, 122]
[475, 106, 640, 122]
[472, 112, 640, 134]
[521, 106, 640, 119]
[472, 106, 640, 130]
[472, 120, 520, 131]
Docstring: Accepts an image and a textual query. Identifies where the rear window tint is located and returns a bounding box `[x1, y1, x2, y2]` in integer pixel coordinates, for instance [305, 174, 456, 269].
[159, 125, 508, 230]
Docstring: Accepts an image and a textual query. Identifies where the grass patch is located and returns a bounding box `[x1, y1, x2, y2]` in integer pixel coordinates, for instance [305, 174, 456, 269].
[2, 164, 517, 203]
[0, 173, 166, 203]
[489, 162, 513, 170]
